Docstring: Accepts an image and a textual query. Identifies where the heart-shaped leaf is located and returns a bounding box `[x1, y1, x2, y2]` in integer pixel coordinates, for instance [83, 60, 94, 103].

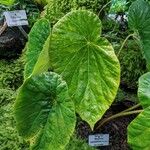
[49, 10, 120, 128]
[24, 19, 51, 79]
[14, 72, 76, 150]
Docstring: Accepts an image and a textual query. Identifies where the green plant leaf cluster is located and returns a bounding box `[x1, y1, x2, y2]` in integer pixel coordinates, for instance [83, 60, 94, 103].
[15, 10, 120, 149]
[15, 18, 76, 150]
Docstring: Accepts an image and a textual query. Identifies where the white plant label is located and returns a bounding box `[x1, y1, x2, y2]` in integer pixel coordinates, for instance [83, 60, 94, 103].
[4, 10, 28, 27]
[88, 134, 109, 147]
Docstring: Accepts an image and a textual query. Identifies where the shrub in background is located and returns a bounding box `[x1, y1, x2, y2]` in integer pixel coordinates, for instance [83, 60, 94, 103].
[45, 0, 110, 24]
[118, 40, 147, 89]
[0, 58, 24, 90]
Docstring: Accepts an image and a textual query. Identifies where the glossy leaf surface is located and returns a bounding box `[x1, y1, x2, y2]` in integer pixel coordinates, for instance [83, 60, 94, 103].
[50, 10, 120, 128]
[24, 19, 50, 79]
[14, 72, 76, 150]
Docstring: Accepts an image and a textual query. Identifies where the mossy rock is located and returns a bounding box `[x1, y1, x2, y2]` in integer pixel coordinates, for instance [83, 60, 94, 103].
[0, 25, 27, 59]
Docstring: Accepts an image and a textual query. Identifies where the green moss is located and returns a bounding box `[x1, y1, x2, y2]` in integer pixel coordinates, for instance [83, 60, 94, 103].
[0, 89, 14, 105]
[0, 91, 29, 150]
[0, 58, 24, 90]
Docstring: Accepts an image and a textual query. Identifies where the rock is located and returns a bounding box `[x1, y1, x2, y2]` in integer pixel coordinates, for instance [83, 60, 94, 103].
[0, 21, 28, 59]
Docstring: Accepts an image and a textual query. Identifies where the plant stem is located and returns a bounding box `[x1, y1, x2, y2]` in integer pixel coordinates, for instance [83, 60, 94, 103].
[117, 34, 134, 57]
[122, 103, 141, 113]
[98, 1, 111, 16]
[96, 109, 143, 130]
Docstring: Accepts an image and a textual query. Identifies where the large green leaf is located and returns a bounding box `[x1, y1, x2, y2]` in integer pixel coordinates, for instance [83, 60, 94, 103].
[50, 10, 120, 128]
[14, 72, 76, 150]
[128, 107, 150, 150]
[128, 72, 150, 150]
[24, 19, 51, 79]
[128, 0, 150, 69]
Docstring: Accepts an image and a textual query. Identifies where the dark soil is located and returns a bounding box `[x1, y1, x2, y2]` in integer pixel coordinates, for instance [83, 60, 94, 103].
[0, 20, 28, 59]
[76, 100, 139, 150]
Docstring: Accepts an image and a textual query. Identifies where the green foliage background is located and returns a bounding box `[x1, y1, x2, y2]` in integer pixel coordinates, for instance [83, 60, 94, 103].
[45, 0, 110, 24]
[0, 59, 24, 90]
[0, 58, 29, 150]
[118, 40, 147, 89]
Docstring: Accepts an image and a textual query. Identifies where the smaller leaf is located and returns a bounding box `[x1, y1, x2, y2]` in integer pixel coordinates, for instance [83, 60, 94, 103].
[24, 19, 50, 79]
[14, 72, 76, 150]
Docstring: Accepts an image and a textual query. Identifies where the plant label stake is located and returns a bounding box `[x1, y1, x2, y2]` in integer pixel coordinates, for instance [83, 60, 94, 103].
[4, 10, 28, 27]
[88, 134, 109, 147]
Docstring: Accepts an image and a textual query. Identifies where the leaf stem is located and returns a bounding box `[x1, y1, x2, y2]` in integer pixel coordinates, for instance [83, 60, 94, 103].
[122, 103, 141, 113]
[117, 33, 134, 57]
[96, 109, 143, 130]
[98, 1, 111, 16]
